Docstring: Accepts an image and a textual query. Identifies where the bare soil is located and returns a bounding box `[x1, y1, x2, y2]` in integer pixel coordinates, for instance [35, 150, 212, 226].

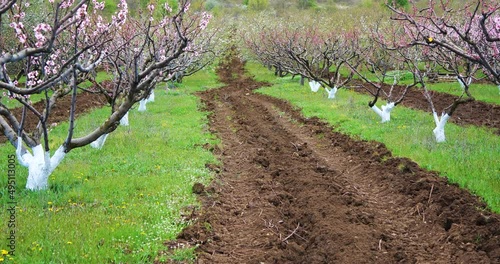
[163, 57, 500, 263]
[350, 80, 500, 134]
[0, 86, 109, 145]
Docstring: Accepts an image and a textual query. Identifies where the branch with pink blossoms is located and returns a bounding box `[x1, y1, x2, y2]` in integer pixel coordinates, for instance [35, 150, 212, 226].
[0, 0, 214, 190]
[388, 0, 500, 85]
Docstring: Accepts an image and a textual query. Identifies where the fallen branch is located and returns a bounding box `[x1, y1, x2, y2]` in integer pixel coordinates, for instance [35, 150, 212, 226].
[427, 184, 434, 205]
[282, 223, 301, 242]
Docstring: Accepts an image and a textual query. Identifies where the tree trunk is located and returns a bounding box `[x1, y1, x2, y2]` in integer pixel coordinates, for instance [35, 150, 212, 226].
[138, 99, 147, 112]
[432, 112, 450, 143]
[300, 76, 305, 86]
[120, 111, 129, 126]
[309, 80, 320, 92]
[370, 102, 395, 123]
[147, 90, 155, 102]
[17, 143, 66, 190]
[324, 86, 338, 99]
[457, 76, 472, 90]
[90, 133, 109, 149]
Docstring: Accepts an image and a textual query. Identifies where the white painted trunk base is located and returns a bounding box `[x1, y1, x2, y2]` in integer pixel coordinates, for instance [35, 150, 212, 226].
[16, 142, 66, 190]
[324, 86, 338, 99]
[457, 76, 472, 89]
[120, 111, 129, 126]
[309, 81, 320, 92]
[432, 112, 450, 143]
[138, 99, 147, 112]
[147, 91, 155, 102]
[90, 133, 109, 149]
[371, 102, 395, 123]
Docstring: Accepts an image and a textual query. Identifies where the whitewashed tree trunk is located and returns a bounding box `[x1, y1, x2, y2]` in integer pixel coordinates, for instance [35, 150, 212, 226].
[371, 102, 395, 123]
[120, 111, 129, 126]
[309, 81, 320, 92]
[324, 86, 338, 99]
[90, 133, 109, 149]
[497, 85, 500, 94]
[432, 112, 450, 143]
[138, 99, 147, 112]
[147, 90, 155, 102]
[16, 142, 66, 190]
[457, 76, 472, 89]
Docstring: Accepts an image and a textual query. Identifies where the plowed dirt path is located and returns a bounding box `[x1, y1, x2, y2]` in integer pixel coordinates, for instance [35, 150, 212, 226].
[171, 57, 500, 264]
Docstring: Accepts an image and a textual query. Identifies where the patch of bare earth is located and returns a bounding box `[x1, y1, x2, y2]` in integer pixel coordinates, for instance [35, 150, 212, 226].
[164, 58, 500, 263]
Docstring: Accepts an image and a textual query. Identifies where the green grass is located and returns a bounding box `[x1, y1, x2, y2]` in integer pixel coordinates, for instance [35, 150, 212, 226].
[426, 82, 500, 105]
[0, 66, 221, 263]
[247, 61, 500, 213]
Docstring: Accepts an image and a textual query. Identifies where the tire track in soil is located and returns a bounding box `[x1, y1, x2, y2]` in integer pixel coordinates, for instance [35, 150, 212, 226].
[167, 57, 500, 264]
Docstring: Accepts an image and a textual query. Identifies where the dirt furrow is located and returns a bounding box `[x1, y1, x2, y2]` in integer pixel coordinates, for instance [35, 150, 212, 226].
[169, 58, 500, 264]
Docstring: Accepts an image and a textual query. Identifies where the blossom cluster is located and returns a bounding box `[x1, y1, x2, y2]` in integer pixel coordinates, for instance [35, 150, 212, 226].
[199, 12, 212, 30]
[112, 0, 128, 27]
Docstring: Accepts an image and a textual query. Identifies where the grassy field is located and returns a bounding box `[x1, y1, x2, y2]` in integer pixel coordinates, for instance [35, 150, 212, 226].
[426, 82, 500, 105]
[0, 67, 221, 263]
[247, 61, 500, 213]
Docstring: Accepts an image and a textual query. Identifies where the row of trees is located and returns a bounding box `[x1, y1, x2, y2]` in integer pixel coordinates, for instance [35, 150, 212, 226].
[0, 0, 216, 190]
[244, 0, 500, 142]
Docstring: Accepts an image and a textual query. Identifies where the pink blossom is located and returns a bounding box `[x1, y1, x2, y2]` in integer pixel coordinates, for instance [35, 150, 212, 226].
[60, 0, 75, 9]
[18, 34, 27, 44]
[92, 0, 105, 10]
[183, 2, 191, 12]
[494, 17, 500, 31]
[34, 23, 52, 47]
[76, 4, 88, 20]
[199, 12, 212, 30]
[113, 0, 128, 26]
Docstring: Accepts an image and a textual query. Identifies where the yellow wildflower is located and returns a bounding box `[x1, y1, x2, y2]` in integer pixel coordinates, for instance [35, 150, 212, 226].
[47, 201, 53, 205]
[67, 241, 73, 245]
[0, 250, 7, 255]
[0, 257, 4, 262]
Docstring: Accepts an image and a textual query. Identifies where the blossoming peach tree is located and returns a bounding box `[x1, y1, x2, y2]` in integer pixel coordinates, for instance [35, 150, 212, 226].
[245, 22, 360, 99]
[0, 0, 213, 190]
[348, 23, 420, 123]
[387, 0, 500, 141]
